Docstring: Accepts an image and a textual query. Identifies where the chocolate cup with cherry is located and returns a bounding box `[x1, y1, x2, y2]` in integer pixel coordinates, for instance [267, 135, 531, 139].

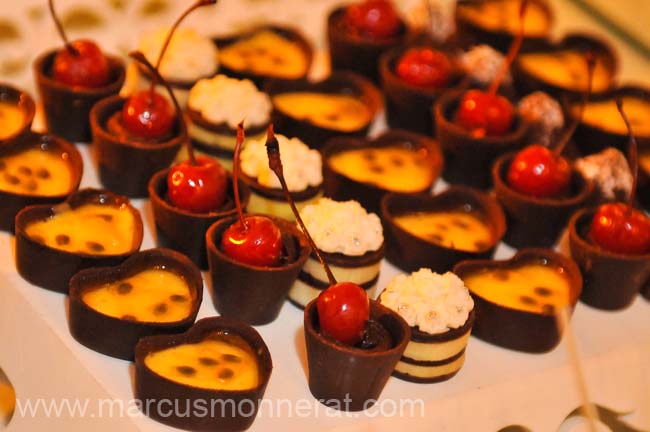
[0, 83, 36, 148]
[266, 71, 383, 150]
[213, 25, 313, 88]
[454, 0, 553, 53]
[148, 169, 250, 270]
[511, 33, 618, 100]
[68, 248, 203, 361]
[380, 186, 506, 274]
[569, 207, 650, 310]
[15, 188, 143, 294]
[327, 5, 409, 83]
[33, 50, 126, 143]
[90, 95, 185, 198]
[454, 248, 583, 353]
[434, 88, 529, 189]
[379, 45, 466, 135]
[135, 316, 272, 431]
[322, 129, 443, 215]
[493, 153, 594, 248]
[206, 215, 311, 325]
[0, 132, 83, 232]
[304, 299, 410, 411]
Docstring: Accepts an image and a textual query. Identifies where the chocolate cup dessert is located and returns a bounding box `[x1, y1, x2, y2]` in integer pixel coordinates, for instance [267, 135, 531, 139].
[15, 188, 143, 294]
[213, 25, 313, 89]
[379, 45, 466, 135]
[68, 248, 203, 361]
[266, 71, 384, 150]
[135, 316, 272, 431]
[572, 85, 650, 156]
[304, 299, 410, 411]
[455, 0, 553, 53]
[34, 50, 126, 143]
[322, 129, 443, 215]
[327, 5, 409, 83]
[0, 83, 36, 149]
[493, 153, 594, 248]
[206, 215, 311, 325]
[90, 95, 185, 198]
[511, 33, 618, 100]
[148, 169, 250, 270]
[381, 186, 506, 274]
[434, 88, 529, 189]
[0, 132, 83, 232]
[454, 248, 583, 353]
[569, 207, 650, 310]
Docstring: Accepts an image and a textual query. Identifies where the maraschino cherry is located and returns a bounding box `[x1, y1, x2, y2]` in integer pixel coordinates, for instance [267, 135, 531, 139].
[220, 124, 283, 267]
[49, 0, 110, 88]
[264, 129, 369, 345]
[454, 0, 529, 137]
[589, 100, 650, 255]
[122, 0, 216, 140]
[345, 0, 401, 39]
[396, 47, 452, 88]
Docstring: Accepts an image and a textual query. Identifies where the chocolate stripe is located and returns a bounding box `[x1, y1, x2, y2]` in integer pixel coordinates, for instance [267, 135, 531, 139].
[314, 244, 384, 268]
[391, 368, 461, 384]
[187, 109, 267, 135]
[297, 270, 379, 291]
[400, 347, 465, 367]
[409, 309, 475, 343]
[241, 172, 322, 202]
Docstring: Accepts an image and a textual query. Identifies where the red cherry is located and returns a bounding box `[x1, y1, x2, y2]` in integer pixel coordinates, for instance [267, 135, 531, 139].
[396, 48, 452, 88]
[317, 282, 370, 345]
[589, 202, 650, 255]
[507, 145, 571, 198]
[167, 155, 228, 213]
[221, 215, 283, 267]
[455, 89, 514, 137]
[345, 0, 401, 39]
[122, 90, 175, 139]
[53, 39, 111, 88]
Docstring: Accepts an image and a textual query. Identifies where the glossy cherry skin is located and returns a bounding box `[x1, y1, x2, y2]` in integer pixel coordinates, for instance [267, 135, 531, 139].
[221, 215, 283, 267]
[507, 145, 571, 198]
[345, 0, 401, 39]
[53, 39, 111, 88]
[121, 90, 175, 139]
[167, 156, 228, 213]
[316, 282, 370, 346]
[454, 89, 514, 138]
[396, 48, 452, 88]
[589, 202, 650, 255]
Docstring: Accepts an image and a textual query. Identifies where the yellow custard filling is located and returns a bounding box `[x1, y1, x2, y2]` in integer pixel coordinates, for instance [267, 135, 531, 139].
[145, 332, 259, 391]
[457, 0, 550, 36]
[0, 148, 73, 196]
[328, 146, 434, 192]
[82, 268, 192, 323]
[25, 203, 136, 255]
[393, 210, 493, 252]
[0, 101, 24, 140]
[272, 92, 372, 131]
[581, 97, 650, 136]
[219, 30, 308, 79]
[518, 50, 612, 92]
[463, 263, 571, 314]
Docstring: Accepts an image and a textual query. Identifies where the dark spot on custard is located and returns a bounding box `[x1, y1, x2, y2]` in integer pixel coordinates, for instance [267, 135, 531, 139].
[170, 294, 188, 303]
[35, 168, 51, 179]
[55, 234, 70, 246]
[153, 303, 168, 315]
[271, 56, 285, 65]
[542, 304, 555, 314]
[18, 166, 32, 176]
[428, 233, 444, 243]
[534, 286, 552, 297]
[0, 161, 6, 171]
[117, 282, 133, 294]
[361, 151, 376, 161]
[451, 218, 470, 229]
[238, 49, 253, 58]
[86, 241, 105, 252]
[199, 357, 219, 366]
[390, 156, 405, 167]
[434, 223, 448, 231]
[368, 164, 384, 174]
[221, 353, 241, 363]
[24, 180, 38, 191]
[474, 241, 488, 250]
[95, 214, 113, 222]
[493, 270, 510, 281]
[325, 114, 339, 122]
[218, 368, 234, 380]
[519, 295, 537, 306]
[121, 314, 136, 321]
[254, 47, 268, 55]
[4, 173, 20, 185]
[176, 366, 196, 377]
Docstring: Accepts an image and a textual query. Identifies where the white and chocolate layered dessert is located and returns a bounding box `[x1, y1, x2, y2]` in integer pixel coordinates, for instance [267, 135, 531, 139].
[186, 75, 272, 170]
[240, 134, 323, 220]
[289, 198, 384, 308]
[380, 269, 475, 383]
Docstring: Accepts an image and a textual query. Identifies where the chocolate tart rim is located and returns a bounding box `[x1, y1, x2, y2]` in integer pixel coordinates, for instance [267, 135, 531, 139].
[327, 5, 409, 49]
[239, 170, 323, 202]
[187, 108, 269, 136]
[314, 243, 385, 268]
[0, 82, 36, 147]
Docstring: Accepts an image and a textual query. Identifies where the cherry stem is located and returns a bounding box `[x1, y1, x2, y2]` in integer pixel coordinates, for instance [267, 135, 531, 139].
[616, 98, 639, 208]
[487, 0, 528, 96]
[129, 51, 193, 165]
[233, 122, 248, 232]
[48, 0, 79, 56]
[265, 125, 337, 286]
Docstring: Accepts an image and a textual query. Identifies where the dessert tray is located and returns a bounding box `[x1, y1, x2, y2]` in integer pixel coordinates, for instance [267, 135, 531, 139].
[1, 0, 650, 431]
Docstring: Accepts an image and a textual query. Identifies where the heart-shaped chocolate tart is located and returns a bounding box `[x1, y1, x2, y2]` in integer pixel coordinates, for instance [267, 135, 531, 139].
[323, 129, 443, 215]
[0, 83, 35, 149]
[15, 188, 143, 293]
[0, 132, 83, 232]
[68, 248, 203, 360]
[381, 186, 506, 273]
[267, 71, 383, 150]
[454, 248, 582, 353]
[135, 316, 272, 431]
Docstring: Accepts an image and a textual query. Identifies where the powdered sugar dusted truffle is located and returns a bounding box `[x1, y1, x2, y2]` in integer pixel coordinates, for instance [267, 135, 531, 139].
[459, 45, 509, 85]
[575, 147, 633, 200]
[518, 91, 564, 146]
